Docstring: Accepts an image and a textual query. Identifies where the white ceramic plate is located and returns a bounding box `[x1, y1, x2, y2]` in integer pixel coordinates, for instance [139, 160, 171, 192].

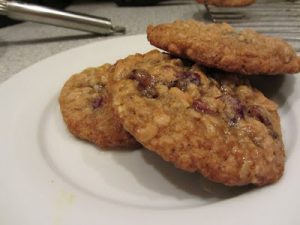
[1, 34, 300, 225]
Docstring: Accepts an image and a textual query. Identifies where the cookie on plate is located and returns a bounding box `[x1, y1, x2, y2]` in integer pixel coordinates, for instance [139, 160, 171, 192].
[59, 64, 139, 149]
[196, 0, 255, 7]
[109, 50, 285, 186]
[147, 20, 300, 75]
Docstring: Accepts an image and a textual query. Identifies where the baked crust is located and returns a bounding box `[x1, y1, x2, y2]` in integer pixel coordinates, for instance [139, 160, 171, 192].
[59, 64, 139, 149]
[147, 20, 300, 75]
[109, 50, 285, 186]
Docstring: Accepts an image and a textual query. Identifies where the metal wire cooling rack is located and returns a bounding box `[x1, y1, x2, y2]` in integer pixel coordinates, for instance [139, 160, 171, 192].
[203, 0, 300, 51]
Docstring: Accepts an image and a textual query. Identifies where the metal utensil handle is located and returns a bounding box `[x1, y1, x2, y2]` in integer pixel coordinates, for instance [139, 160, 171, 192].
[1, 1, 125, 34]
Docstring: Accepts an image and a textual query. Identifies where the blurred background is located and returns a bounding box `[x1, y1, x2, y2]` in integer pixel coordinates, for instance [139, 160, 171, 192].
[0, 0, 73, 27]
[0, 0, 164, 28]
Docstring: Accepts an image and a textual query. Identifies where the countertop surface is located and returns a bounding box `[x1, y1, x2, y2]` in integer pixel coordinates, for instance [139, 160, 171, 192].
[0, 0, 203, 83]
[1, 0, 299, 84]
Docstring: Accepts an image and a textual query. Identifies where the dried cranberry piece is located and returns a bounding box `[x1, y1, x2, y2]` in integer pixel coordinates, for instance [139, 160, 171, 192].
[140, 86, 158, 98]
[235, 103, 245, 120]
[247, 105, 272, 127]
[247, 106, 279, 139]
[192, 99, 215, 114]
[176, 71, 191, 79]
[129, 69, 156, 88]
[175, 79, 189, 91]
[189, 73, 201, 86]
[176, 72, 200, 83]
[92, 97, 103, 110]
[129, 69, 158, 98]
[174, 71, 201, 91]
[219, 95, 245, 125]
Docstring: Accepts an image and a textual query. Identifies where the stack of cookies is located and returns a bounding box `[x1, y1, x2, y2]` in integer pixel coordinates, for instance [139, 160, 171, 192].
[59, 20, 300, 187]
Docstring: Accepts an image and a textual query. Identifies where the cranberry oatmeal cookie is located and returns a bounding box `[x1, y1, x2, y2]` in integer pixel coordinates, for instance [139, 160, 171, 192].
[59, 64, 139, 149]
[196, 0, 255, 7]
[147, 20, 300, 75]
[109, 50, 285, 186]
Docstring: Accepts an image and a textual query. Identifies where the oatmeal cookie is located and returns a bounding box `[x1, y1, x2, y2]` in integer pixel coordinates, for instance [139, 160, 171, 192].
[59, 64, 139, 149]
[196, 0, 255, 7]
[109, 50, 285, 186]
[147, 20, 300, 75]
